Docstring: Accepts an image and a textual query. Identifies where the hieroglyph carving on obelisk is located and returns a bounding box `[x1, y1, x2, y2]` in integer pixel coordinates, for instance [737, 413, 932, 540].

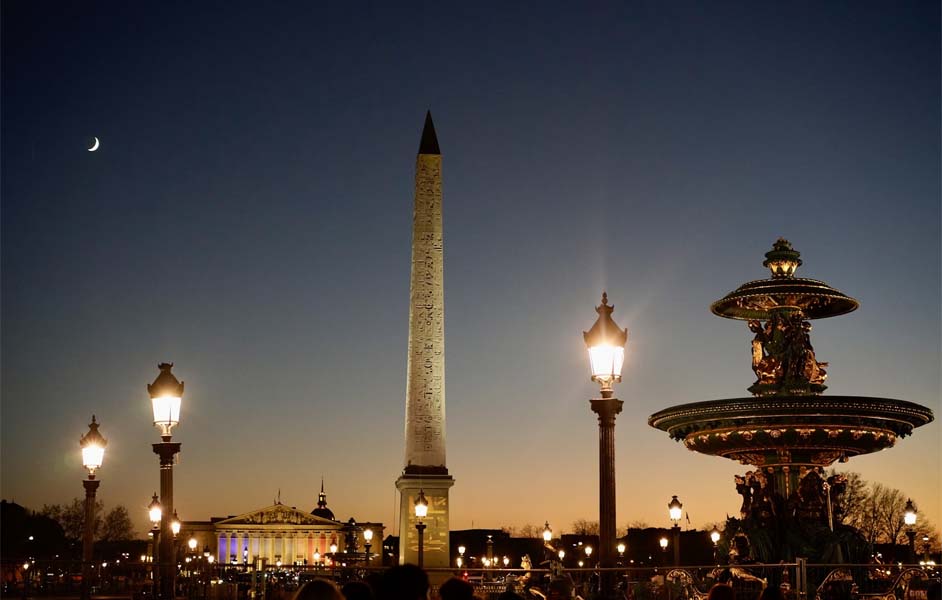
[397, 112, 453, 570]
[404, 112, 446, 471]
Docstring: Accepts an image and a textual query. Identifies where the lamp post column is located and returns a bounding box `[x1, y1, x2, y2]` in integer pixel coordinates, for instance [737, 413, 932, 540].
[79, 416, 107, 600]
[82, 479, 101, 600]
[583, 292, 628, 600]
[416, 522, 426, 569]
[591, 395, 623, 599]
[154, 442, 181, 600]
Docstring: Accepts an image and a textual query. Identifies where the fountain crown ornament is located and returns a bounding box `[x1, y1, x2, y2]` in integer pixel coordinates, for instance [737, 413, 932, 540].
[711, 239, 858, 321]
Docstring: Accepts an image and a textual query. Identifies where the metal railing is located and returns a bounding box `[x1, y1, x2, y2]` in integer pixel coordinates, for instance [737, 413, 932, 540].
[2, 560, 937, 600]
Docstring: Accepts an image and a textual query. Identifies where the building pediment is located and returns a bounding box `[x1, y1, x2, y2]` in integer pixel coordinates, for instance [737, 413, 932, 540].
[215, 504, 339, 527]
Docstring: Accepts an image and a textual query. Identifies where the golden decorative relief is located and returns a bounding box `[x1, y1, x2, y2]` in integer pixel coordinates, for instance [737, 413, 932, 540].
[797, 428, 815, 438]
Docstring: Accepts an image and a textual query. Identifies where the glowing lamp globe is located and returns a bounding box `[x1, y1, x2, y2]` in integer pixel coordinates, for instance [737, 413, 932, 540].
[330, 543, 338, 554]
[668, 495, 683, 523]
[659, 537, 669, 550]
[710, 528, 721, 545]
[148, 494, 162, 525]
[313, 551, 320, 562]
[80, 415, 108, 477]
[583, 293, 628, 393]
[558, 550, 565, 560]
[414, 489, 429, 519]
[171, 511, 181, 536]
[585, 546, 593, 557]
[542, 522, 553, 542]
[188, 538, 197, 551]
[148, 363, 184, 438]
[904, 499, 917, 527]
[458, 545, 466, 555]
[617, 543, 626, 554]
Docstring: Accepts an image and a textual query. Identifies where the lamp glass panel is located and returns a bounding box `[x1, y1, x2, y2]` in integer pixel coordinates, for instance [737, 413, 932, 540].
[415, 502, 428, 518]
[669, 506, 683, 521]
[152, 395, 182, 428]
[588, 345, 624, 380]
[82, 444, 105, 470]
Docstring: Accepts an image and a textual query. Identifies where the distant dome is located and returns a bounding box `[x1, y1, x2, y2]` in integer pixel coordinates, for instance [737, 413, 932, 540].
[311, 479, 335, 521]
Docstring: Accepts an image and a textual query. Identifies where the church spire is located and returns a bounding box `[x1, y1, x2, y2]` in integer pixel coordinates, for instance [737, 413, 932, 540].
[418, 111, 440, 155]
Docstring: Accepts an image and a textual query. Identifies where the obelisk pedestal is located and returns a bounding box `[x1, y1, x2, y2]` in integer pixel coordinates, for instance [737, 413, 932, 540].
[397, 112, 454, 569]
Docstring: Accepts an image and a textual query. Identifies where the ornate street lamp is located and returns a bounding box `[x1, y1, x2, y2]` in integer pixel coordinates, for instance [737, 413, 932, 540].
[147, 494, 161, 594]
[80, 416, 107, 600]
[148, 363, 184, 600]
[668, 496, 683, 566]
[904, 499, 917, 563]
[543, 522, 553, 543]
[709, 527, 721, 564]
[583, 292, 627, 599]
[363, 528, 374, 565]
[414, 490, 428, 568]
[617, 542, 626, 567]
[171, 511, 181, 537]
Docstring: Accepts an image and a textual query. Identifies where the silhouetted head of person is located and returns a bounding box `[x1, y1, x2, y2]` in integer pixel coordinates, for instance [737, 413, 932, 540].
[295, 579, 344, 600]
[341, 580, 374, 600]
[708, 583, 735, 600]
[439, 577, 475, 600]
[759, 586, 785, 600]
[379, 564, 429, 600]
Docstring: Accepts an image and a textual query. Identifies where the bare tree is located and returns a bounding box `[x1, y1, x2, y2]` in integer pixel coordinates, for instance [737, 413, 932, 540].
[40, 499, 101, 541]
[100, 506, 135, 541]
[518, 524, 542, 539]
[571, 519, 599, 536]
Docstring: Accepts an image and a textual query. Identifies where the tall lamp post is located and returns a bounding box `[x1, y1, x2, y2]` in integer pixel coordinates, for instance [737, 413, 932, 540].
[903, 499, 917, 563]
[658, 537, 669, 568]
[709, 528, 721, 565]
[583, 292, 628, 599]
[414, 489, 428, 569]
[148, 494, 162, 595]
[363, 529, 374, 566]
[667, 496, 682, 566]
[80, 416, 107, 600]
[148, 363, 184, 600]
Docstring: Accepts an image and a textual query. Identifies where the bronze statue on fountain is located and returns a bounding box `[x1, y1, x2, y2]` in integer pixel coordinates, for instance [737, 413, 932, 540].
[649, 239, 934, 563]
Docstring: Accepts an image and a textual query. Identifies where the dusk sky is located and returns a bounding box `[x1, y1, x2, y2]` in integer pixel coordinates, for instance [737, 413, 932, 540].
[2, 2, 939, 538]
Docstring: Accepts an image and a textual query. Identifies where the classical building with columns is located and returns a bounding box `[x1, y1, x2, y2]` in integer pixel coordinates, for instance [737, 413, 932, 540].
[180, 486, 383, 567]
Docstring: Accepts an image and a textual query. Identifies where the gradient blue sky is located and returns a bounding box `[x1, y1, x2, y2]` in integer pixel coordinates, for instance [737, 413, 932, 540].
[2, 1, 939, 537]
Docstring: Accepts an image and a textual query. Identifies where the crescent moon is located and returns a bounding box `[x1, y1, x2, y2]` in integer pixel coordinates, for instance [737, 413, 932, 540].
[88, 137, 100, 152]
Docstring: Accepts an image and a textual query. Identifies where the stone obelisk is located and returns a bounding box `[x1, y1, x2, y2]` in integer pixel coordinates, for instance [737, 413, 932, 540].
[396, 112, 454, 568]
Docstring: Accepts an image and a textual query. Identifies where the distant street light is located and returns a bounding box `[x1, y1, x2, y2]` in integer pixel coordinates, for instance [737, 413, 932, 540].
[171, 511, 181, 537]
[80, 416, 107, 600]
[147, 494, 161, 595]
[543, 522, 553, 543]
[583, 292, 628, 599]
[658, 537, 669, 568]
[364, 528, 374, 565]
[148, 363, 184, 600]
[617, 542, 626, 567]
[904, 499, 917, 563]
[668, 496, 683, 566]
[414, 490, 429, 569]
[710, 527, 721, 564]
